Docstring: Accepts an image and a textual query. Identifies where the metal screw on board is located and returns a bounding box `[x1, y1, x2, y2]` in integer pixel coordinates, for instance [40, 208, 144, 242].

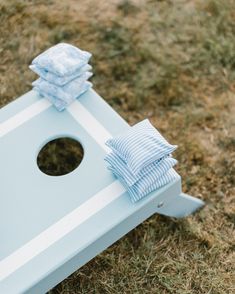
[157, 201, 164, 208]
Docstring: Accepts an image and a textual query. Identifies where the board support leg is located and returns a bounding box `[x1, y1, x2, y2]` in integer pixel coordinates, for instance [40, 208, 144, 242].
[155, 193, 205, 218]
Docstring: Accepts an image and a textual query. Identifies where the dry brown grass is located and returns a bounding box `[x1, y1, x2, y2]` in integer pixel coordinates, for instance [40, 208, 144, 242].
[0, 0, 234, 293]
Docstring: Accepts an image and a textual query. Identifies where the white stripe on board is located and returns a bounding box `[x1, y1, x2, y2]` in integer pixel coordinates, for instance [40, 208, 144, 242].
[0, 93, 127, 280]
[0, 180, 126, 281]
[67, 100, 111, 152]
[0, 99, 51, 137]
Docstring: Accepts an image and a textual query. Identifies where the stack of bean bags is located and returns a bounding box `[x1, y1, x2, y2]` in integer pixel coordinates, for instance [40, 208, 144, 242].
[105, 119, 179, 202]
[30, 43, 92, 111]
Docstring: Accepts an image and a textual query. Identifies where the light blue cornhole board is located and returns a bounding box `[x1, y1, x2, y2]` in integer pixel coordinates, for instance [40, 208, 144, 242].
[0, 89, 204, 293]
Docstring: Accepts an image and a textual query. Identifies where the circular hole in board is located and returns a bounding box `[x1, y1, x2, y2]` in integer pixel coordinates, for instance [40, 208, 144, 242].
[37, 137, 84, 176]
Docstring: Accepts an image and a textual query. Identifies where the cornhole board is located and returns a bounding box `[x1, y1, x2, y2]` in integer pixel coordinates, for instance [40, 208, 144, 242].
[0, 89, 204, 293]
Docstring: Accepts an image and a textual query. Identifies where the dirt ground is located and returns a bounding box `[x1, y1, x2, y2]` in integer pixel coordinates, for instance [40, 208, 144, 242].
[0, 0, 234, 293]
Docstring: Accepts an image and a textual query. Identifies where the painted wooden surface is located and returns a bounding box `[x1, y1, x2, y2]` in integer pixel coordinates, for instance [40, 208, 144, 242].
[0, 89, 204, 293]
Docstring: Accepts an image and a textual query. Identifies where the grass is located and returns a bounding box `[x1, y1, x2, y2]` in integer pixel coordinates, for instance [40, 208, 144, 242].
[0, 0, 234, 293]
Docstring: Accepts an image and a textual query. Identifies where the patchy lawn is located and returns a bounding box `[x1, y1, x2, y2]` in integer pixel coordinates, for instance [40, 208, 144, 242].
[0, 0, 234, 293]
